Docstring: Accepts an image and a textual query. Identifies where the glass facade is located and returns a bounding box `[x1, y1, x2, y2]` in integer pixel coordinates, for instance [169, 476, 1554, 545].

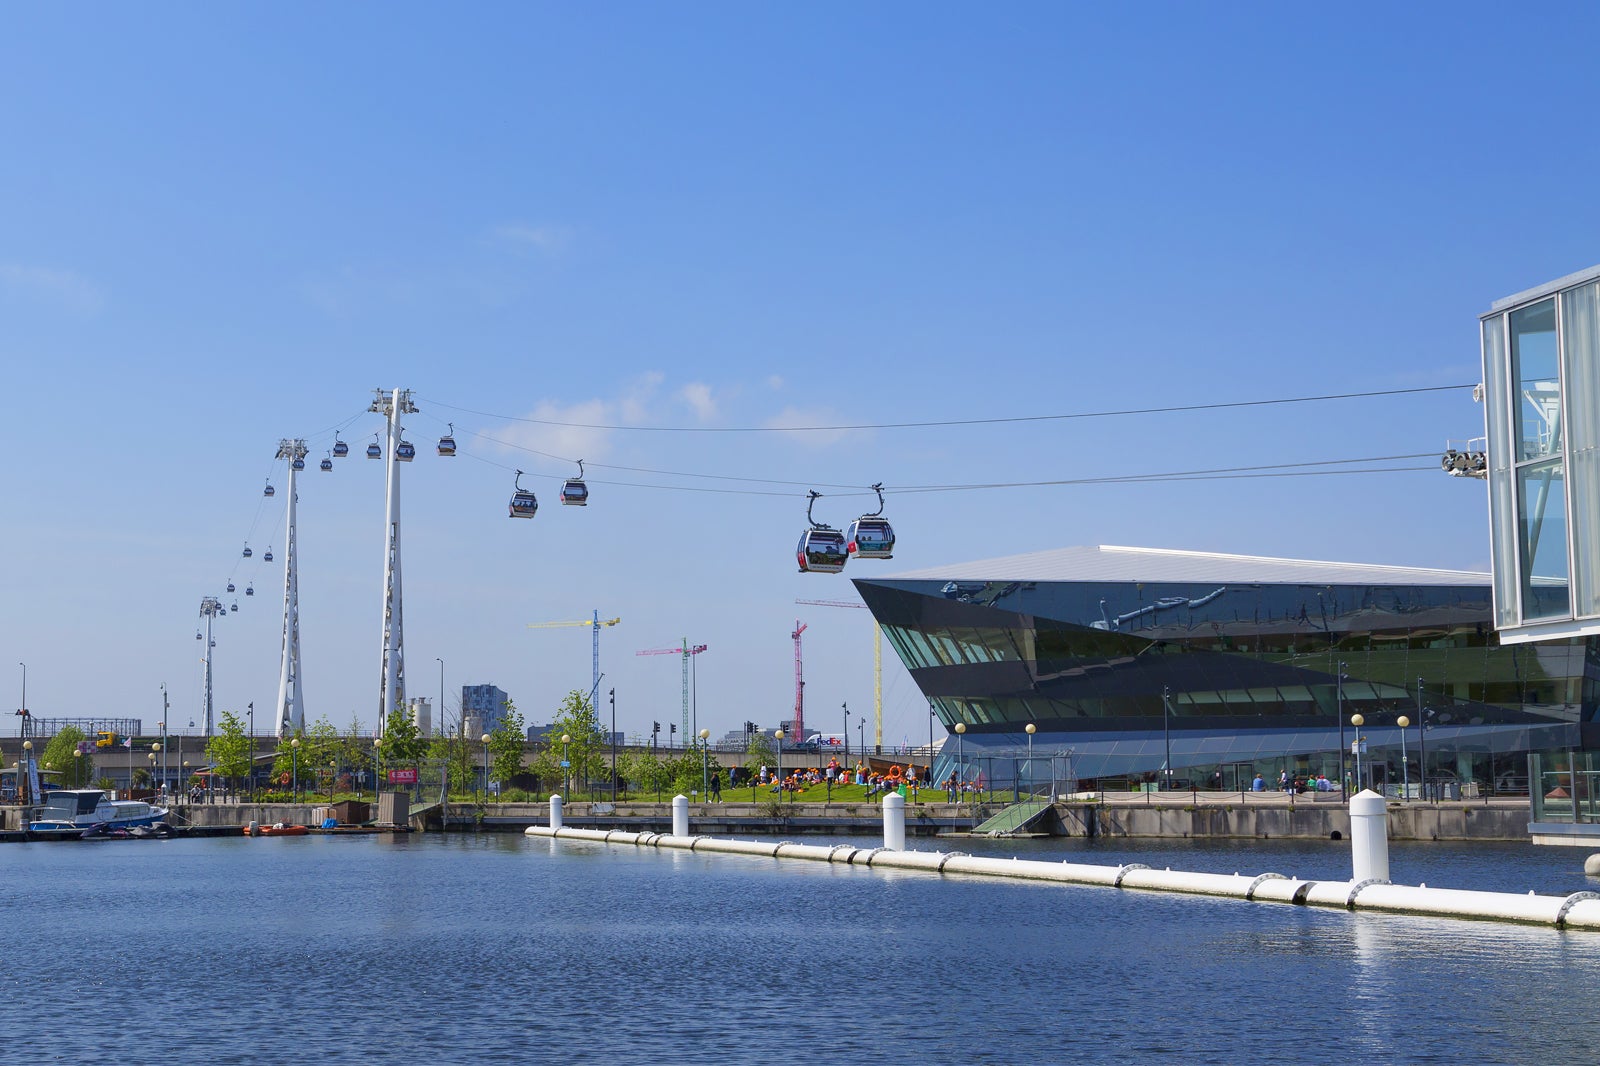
[1482, 267, 1600, 639]
[856, 574, 1594, 786]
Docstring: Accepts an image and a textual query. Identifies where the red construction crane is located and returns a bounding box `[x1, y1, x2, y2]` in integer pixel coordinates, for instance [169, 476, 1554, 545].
[796, 597, 883, 749]
[791, 620, 808, 740]
[636, 639, 707, 745]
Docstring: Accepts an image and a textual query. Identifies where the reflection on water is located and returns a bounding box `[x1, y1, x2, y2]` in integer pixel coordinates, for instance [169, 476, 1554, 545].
[4, 833, 1590, 1064]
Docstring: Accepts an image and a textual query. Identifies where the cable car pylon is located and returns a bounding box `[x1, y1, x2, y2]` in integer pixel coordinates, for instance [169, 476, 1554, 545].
[273, 438, 309, 738]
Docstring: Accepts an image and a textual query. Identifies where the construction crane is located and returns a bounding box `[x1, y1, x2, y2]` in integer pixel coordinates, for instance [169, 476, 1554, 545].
[636, 639, 707, 745]
[796, 598, 883, 750]
[791, 621, 808, 740]
[528, 612, 620, 704]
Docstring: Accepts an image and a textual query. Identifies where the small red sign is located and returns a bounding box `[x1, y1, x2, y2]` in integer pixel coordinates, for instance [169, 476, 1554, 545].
[387, 768, 418, 784]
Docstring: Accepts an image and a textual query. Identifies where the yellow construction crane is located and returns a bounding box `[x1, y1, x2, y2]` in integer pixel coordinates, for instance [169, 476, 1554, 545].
[795, 598, 883, 749]
[527, 612, 620, 703]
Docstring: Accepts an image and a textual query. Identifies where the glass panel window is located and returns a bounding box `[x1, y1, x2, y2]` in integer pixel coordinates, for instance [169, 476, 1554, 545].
[1511, 298, 1561, 461]
[1518, 459, 1571, 621]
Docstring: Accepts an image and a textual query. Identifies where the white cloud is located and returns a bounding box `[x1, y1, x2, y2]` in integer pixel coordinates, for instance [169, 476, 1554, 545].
[488, 398, 614, 468]
[0, 263, 102, 314]
[763, 406, 853, 447]
[492, 223, 572, 254]
[766, 375, 785, 390]
[619, 372, 664, 425]
[678, 382, 717, 422]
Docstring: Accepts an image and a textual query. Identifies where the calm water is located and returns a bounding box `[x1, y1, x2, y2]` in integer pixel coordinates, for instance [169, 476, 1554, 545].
[6, 832, 1597, 1064]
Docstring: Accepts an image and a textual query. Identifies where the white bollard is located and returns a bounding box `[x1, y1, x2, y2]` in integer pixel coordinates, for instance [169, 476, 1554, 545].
[672, 794, 689, 837]
[549, 794, 564, 830]
[1349, 789, 1389, 883]
[883, 791, 907, 851]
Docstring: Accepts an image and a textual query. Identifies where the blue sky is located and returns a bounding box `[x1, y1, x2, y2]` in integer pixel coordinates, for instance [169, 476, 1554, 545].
[5, 3, 1599, 747]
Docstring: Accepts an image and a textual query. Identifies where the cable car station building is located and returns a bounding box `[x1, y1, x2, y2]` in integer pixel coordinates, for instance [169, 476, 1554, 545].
[854, 544, 1592, 795]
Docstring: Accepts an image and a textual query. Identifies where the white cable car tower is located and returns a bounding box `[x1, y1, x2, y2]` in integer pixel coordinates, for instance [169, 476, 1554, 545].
[198, 595, 224, 737]
[273, 438, 309, 737]
[372, 388, 417, 730]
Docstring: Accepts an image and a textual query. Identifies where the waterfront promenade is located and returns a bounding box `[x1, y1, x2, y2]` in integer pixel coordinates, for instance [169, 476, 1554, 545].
[44, 787, 1528, 842]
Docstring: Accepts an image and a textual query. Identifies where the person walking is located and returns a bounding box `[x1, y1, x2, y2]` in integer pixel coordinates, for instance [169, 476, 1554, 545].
[710, 772, 722, 802]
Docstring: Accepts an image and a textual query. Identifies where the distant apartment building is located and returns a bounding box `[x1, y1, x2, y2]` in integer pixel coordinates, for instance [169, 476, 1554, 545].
[461, 684, 511, 737]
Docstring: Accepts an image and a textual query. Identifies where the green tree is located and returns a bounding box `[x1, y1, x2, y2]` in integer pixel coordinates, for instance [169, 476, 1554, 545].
[633, 748, 671, 801]
[339, 716, 372, 786]
[744, 732, 775, 773]
[428, 730, 478, 799]
[380, 705, 426, 765]
[207, 711, 253, 791]
[487, 699, 526, 798]
[271, 729, 310, 794]
[530, 691, 605, 797]
[39, 726, 91, 788]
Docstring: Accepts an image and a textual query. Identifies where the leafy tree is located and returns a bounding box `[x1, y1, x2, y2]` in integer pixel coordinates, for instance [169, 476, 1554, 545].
[303, 715, 342, 773]
[380, 704, 426, 765]
[530, 691, 605, 797]
[340, 716, 372, 784]
[487, 699, 526, 798]
[39, 726, 91, 788]
[207, 711, 253, 789]
[428, 730, 478, 799]
[633, 748, 671, 801]
[270, 729, 310, 793]
[744, 732, 775, 773]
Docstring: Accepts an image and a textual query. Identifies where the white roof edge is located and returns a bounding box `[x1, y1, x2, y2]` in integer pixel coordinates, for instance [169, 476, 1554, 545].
[1487, 263, 1600, 315]
[876, 543, 1489, 583]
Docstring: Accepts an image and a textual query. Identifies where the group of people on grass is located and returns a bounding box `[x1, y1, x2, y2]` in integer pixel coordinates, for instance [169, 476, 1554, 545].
[749, 757, 954, 798]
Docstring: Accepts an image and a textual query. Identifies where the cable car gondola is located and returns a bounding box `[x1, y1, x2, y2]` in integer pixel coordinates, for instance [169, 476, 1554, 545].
[245, 583, 254, 597]
[367, 434, 382, 460]
[230, 602, 239, 613]
[560, 459, 588, 506]
[226, 582, 235, 593]
[195, 631, 202, 641]
[320, 452, 333, 472]
[845, 483, 895, 560]
[333, 436, 349, 458]
[396, 439, 416, 462]
[291, 456, 305, 471]
[242, 543, 252, 558]
[508, 470, 539, 519]
[438, 424, 457, 457]
[263, 481, 275, 498]
[264, 546, 274, 562]
[796, 491, 848, 574]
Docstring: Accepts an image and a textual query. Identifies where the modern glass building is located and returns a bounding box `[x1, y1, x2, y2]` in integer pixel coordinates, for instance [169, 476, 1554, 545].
[855, 545, 1596, 792]
[1481, 264, 1600, 643]
[462, 684, 511, 735]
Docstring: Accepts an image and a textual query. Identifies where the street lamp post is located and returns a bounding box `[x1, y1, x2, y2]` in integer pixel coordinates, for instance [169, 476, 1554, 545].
[1350, 714, 1365, 792]
[246, 701, 253, 801]
[928, 699, 936, 783]
[328, 761, 336, 803]
[151, 743, 161, 794]
[1025, 723, 1036, 796]
[559, 733, 570, 798]
[436, 657, 444, 738]
[1162, 685, 1172, 791]
[843, 702, 850, 761]
[953, 721, 966, 798]
[374, 738, 383, 797]
[609, 688, 617, 796]
[1337, 661, 1348, 793]
[482, 733, 493, 803]
[698, 728, 710, 795]
[72, 748, 81, 788]
[774, 729, 786, 801]
[290, 737, 300, 804]
[1397, 715, 1411, 801]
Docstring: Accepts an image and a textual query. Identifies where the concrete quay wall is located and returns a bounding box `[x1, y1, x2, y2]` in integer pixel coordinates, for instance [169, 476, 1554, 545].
[5, 796, 1530, 842]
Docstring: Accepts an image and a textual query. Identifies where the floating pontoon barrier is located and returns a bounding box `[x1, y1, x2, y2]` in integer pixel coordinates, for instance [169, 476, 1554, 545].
[526, 791, 1600, 932]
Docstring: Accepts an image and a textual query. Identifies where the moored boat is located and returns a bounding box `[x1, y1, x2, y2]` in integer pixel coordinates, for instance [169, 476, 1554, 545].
[28, 789, 170, 839]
